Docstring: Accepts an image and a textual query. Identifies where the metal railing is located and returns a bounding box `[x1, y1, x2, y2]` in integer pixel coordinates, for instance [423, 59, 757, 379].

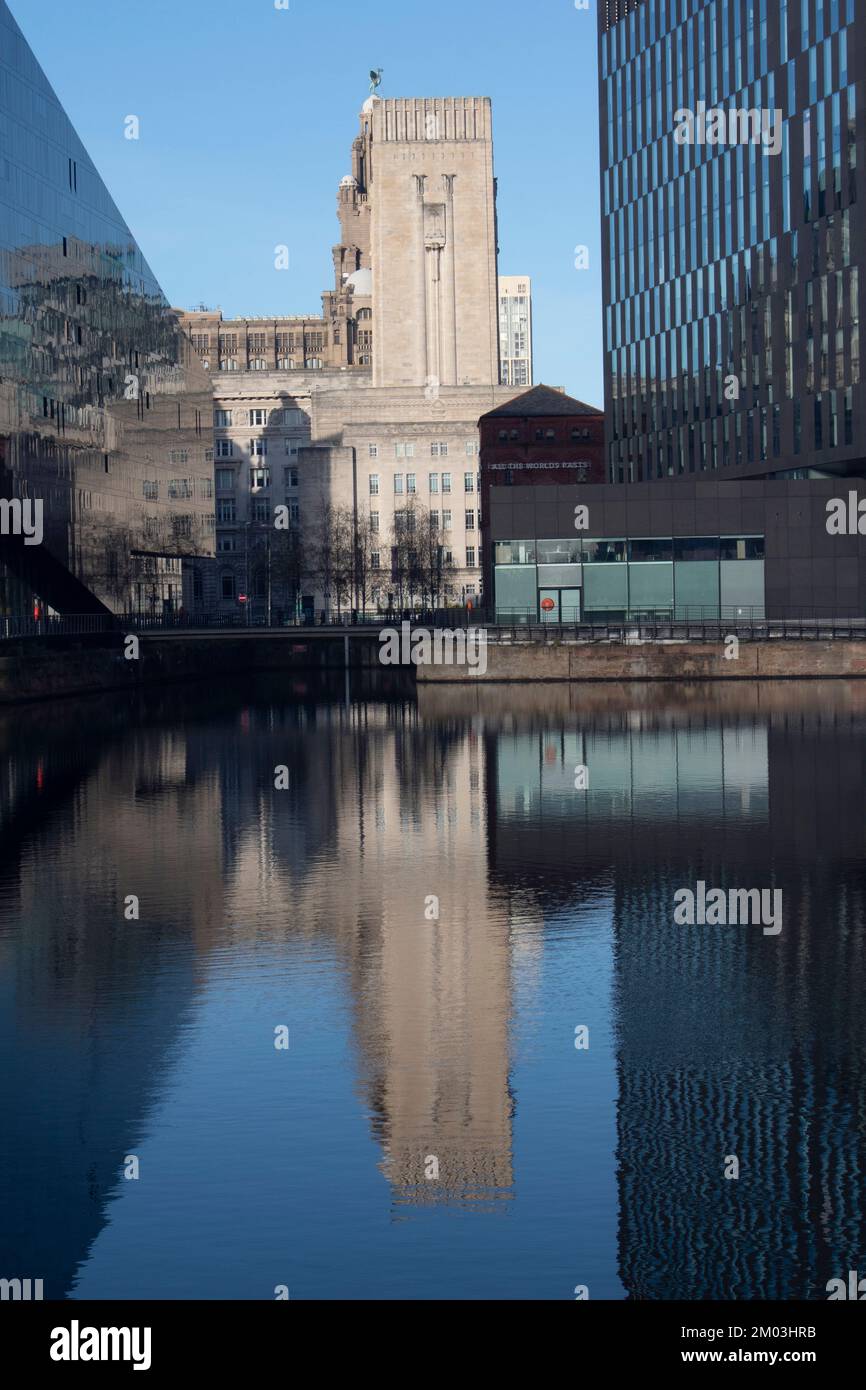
[489, 611, 866, 644]
[3, 607, 866, 644]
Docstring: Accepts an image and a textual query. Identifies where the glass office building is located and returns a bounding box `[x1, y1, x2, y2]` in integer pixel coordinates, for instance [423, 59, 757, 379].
[599, 0, 864, 485]
[0, 0, 214, 618]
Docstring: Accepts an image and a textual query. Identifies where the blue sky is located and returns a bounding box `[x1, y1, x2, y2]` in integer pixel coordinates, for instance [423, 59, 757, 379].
[22, 0, 604, 406]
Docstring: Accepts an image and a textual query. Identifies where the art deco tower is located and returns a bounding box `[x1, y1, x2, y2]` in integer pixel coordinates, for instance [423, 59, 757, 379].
[360, 96, 501, 389]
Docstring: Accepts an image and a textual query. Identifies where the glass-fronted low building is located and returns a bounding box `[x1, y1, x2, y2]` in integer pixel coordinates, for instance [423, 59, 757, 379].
[486, 475, 866, 622]
[493, 532, 765, 621]
[0, 0, 214, 618]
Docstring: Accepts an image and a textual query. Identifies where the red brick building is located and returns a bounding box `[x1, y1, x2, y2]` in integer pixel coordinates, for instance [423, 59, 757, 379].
[478, 385, 605, 609]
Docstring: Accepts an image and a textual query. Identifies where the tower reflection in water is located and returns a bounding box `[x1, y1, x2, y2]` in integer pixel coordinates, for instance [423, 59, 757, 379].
[1, 678, 865, 1298]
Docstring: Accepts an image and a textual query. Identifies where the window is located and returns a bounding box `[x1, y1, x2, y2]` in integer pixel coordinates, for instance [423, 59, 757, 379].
[305, 358, 323, 369]
[395, 442, 415, 458]
[217, 536, 237, 553]
[464, 472, 475, 492]
[214, 409, 232, 427]
[219, 359, 239, 371]
[406, 473, 416, 494]
[250, 439, 267, 456]
[168, 479, 192, 499]
[250, 467, 270, 490]
[289, 502, 300, 525]
[394, 474, 404, 495]
[466, 546, 476, 567]
[442, 509, 452, 530]
[431, 442, 449, 457]
[429, 510, 440, 530]
[170, 450, 189, 466]
[369, 474, 379, 496]
[217, 439, 233, 458]
[465, 441, 477, 456]
[198, 478, 214, 499]
[429, 473, 439, 494]
[217, 499, 236, 523]
[277, 358, 295, 370]
[465, 510, 476, 530]
[719, 536, 765, 561]
[216, 469, 234, 490]
[284, 440, 298, 455]
[143, 480, 158, 500]
[284, 467, 299, 488]
[441, 473, 452, 493]
[371, 551, 381, 570]
[221, 573, 236, 600]
[370, 511, 380, 532]
[249, 409, 268, 426]
[252, 499, 271, 523]
[249, 359, 267, 371]
[368, 444, 379, 458]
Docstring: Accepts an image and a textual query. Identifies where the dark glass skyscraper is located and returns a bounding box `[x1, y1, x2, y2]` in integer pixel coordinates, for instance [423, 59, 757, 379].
[0, 0, 214, 618]
[598, 0, 864, 487]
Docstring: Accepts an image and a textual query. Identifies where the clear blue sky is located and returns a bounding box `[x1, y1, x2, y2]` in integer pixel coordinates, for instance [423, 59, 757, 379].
[21, 0, 604, 406]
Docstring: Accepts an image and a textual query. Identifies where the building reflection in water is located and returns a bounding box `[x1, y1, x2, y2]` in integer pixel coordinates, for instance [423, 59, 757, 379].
[474, 681, 866, 1300]
[218, 699, 515, 1208]
[1, 678, 865, 1296]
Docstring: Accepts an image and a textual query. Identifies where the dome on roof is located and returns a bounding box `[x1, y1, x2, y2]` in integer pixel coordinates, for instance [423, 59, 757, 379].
[346, 267, 372, 296]
[340, 174, 357, 187]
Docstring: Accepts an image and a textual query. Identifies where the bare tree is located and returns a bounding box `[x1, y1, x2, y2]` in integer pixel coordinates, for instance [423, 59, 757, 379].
[309, 499, 354, 620]
[391, 497, 454, 613]
[353, 511, 379, 616]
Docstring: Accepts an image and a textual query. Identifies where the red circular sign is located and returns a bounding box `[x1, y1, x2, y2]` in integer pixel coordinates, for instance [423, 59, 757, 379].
[541, 598, 555, 612]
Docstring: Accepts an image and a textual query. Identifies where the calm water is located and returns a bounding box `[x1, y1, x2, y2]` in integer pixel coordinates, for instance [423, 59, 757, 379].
[1, 675, 865, 1301]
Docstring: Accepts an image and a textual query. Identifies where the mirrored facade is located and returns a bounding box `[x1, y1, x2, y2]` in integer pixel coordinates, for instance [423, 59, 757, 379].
[0, 0, 214, 617]
[599, 0, 864, 485]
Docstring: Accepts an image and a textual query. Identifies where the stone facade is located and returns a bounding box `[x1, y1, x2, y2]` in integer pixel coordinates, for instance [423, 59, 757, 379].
[367, 97, 500, 390]
[181, 93, 516, 617]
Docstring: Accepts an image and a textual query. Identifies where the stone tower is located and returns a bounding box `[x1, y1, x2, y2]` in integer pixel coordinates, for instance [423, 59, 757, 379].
[362, 96, 500, 390]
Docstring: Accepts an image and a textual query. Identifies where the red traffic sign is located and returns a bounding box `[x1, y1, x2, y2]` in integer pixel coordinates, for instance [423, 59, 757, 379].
[541, 598, 556, 612]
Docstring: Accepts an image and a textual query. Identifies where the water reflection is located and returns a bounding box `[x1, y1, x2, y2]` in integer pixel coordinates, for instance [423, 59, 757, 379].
[1, 678, 865, 1299]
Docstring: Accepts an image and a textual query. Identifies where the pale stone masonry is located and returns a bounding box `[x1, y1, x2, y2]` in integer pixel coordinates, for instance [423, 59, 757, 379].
[180, 92, 517, 616]
[367, 97, 500, 389]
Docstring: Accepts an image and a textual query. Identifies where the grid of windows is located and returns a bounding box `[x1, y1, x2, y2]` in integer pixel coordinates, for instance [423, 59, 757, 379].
[600, 0, 861, 484]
